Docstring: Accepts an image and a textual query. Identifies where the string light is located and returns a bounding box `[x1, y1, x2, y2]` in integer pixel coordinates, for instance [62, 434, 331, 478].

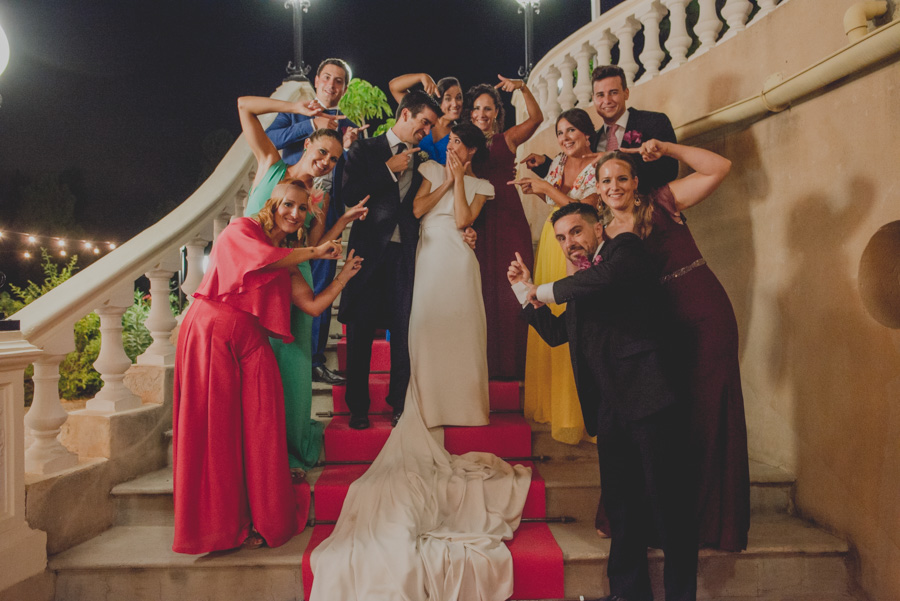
[60, 250, 67, 257]
[0, 227, 117, 259]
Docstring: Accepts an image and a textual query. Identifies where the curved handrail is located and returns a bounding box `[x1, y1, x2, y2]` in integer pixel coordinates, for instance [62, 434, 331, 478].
[12, 81, 310, 348]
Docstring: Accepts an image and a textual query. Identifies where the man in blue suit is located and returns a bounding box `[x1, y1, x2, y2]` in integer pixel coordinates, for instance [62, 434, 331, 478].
[266, 58, 364, 385]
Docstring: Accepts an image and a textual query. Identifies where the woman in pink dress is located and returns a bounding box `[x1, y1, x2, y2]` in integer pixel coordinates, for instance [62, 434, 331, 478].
[466, 76, 543, 380]
[172, 180, 363, 554]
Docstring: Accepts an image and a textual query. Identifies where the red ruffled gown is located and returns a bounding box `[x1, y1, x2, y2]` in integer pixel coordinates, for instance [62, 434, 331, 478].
[645, 186, 751, 551]
[473, 131, 534, 380]
[172, 217, 299, 554]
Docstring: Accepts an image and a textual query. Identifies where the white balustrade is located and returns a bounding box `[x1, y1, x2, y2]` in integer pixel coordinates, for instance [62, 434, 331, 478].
[213, 209, 232, 241]
[721, 0, 753, 38]
[543, 66, 562, 122]
[591, 28, 617, 69]
[233, 187, 248, 221]
[87, 287, 141, 414]
[614, 17, 642, 86]
[557, 56, 578, 111]
[573, 44, 595, 107]
[181, 233, 212, 308]
[25, 343, 79, 474]
[637, 2, 668, 80]
[662, 0, 692, 69]
[136, 262, 180, 367]
[695, 0, 724, 52]
[522, 0, 792, 121]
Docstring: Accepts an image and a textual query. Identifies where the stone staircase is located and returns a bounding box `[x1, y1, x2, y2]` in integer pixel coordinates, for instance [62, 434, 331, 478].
[46, 322, 861, 600]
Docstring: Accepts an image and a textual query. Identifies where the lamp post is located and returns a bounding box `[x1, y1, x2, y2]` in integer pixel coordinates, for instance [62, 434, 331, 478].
[515, 0, 541, 79]
[283, 0, 311, 82]
[0, 19, 10, 109]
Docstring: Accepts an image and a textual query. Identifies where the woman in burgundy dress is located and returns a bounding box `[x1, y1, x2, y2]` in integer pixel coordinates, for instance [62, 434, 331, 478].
[172, 181, 363, 554]
[466, 76, 543, 380]
[596, 141, 750, 551]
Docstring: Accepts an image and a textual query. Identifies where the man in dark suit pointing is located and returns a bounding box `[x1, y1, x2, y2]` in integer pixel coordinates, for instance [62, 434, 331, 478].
[339, 91, 441, 430]
[508, 203, 698, 601]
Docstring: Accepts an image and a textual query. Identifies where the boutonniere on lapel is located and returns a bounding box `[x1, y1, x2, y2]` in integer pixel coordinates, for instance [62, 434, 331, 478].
[416, 151, 430, 163]
[622, 130, 642, 146]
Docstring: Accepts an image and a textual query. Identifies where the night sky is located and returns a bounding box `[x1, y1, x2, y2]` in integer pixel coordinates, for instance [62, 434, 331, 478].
[0, 0, 591, 284]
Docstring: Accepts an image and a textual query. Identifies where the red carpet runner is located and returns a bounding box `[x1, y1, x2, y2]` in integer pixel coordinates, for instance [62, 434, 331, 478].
[302, 337, 565, 599]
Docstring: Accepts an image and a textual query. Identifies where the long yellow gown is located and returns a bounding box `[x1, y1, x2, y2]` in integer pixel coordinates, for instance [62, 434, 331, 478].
[523, 154, 598, 445]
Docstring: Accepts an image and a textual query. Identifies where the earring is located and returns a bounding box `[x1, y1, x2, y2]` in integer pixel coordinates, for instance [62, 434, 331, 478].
[634, 197, 641, 206]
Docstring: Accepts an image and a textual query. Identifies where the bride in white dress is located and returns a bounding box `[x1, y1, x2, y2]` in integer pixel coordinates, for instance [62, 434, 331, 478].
[309, 123, 532, 601]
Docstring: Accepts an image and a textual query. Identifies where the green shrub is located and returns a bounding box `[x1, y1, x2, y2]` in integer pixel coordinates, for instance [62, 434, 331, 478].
[2, 250, 182, 404]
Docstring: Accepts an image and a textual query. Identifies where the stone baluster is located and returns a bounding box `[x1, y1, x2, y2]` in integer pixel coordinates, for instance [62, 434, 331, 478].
[87, 286, 141, 413]
[755, 0, 778, 19]
[24, 333, 79, 474]
[233, 188, 248, 222]
[573, 44, 595, 107]
[543, 66, 562, 123]
[721, 0, 753, 38]
[662, 0, 692, 69]
[557, 56, 578, 111]
[591, 28, 617, 69]
[213, 209, 231, 242]
[614, 17, 641, 87]
[0, 331, 47, 590]
[181, 232, 212, 309]
[638, 2, 668, 81]
[534, 76, 548, 117]
[136, 254, 181, 367]
[695, 0, 723, 53]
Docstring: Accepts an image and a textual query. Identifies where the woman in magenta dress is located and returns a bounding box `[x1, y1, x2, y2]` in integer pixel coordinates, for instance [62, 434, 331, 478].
[172, 180, 363, 554]
[466, 76, 543, 380]
[596, 141, 750, 551]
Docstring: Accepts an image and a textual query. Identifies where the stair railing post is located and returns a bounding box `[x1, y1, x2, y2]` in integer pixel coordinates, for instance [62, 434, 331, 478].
[590, 28, 617, 70]
[557, 55, 578, 111]
[573, 44, 594, 107]
[662, 0, 691, 70]
[721, 0, 753, 39]
[0, 329, 48, 591]
[136, 254, 181, 367]
[180, 229, 212, 313]
[695, 0, 724, 53]
[24, 331, 79, 474]
[614, 16, 642, 87]
[543, 65, 562, 123]
[638, 1, 668, 81]
[86, 285, 142, 413]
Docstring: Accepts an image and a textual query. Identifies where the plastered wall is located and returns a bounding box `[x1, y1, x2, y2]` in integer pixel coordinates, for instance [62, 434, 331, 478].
[520, 0, 900, 597]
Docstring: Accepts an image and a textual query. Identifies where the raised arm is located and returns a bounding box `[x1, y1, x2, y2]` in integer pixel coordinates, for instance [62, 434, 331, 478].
[388, 73, 438, 104]
[496, 75, 544, 151]
[627, 140, 731, 211]
[263, 239, 343, 271]
[265, 111, 315, 152]
[238, 96, 323, 186]
[291, 250, 363, 316]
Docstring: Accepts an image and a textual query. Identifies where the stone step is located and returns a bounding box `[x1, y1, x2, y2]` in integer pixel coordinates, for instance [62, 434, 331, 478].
[48, 515, 856, 601]
[112, 458, 792, 528]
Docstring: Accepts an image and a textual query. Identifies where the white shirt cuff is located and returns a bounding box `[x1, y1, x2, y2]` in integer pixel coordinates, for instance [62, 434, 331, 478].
[511, 281, 531, 308]
[387, 164, 398, 182]
[536, 283, 556, 305]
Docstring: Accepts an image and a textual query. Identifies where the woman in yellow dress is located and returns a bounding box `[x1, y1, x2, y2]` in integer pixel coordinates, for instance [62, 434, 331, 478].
[510, 108, 599, 444]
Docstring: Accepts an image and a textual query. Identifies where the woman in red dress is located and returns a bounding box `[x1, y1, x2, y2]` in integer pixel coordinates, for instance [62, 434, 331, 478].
[466, 76, 543, 380]
[596, 141, 750, 551]
[172, 180, 363, 554]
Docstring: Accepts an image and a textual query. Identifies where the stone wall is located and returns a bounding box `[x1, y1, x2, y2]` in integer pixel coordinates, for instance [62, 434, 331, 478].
[521, 0, 900, 597]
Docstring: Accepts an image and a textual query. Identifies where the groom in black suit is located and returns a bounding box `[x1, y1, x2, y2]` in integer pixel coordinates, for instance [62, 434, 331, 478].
[338, 91, 441, 430]
[526, 64, 678, 194]
[508, 203, 698, 601]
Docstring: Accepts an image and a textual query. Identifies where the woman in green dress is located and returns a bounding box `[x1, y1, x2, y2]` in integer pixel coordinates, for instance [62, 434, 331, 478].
[238, 95, 369, 477]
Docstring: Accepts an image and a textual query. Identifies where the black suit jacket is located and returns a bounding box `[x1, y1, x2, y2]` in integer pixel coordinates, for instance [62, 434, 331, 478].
[532, 107, 678, 194]
[592, 107, 678, 193]
[523, 233, 679, 437]
[338, 134, 423, 322]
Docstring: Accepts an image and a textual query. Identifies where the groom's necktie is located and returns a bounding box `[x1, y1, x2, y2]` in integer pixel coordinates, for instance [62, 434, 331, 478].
[395, 143, 413, 200]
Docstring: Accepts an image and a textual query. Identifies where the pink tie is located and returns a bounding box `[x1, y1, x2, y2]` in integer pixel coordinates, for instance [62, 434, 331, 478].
[605, 124, 619, 151]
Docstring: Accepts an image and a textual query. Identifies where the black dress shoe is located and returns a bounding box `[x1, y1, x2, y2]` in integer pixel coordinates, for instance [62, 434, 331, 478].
[348, 414, 370, 430]
[312, 365, 346, 386]
[391, 409, 403, 427]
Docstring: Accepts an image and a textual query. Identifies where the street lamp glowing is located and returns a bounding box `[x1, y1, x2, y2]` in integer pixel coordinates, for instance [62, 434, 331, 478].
[283, 0, 312, 82]
[0, 21, 9, 78]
